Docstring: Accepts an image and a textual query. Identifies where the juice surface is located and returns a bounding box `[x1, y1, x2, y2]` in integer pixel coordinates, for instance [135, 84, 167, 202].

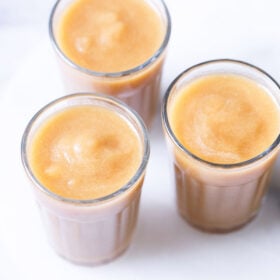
[57, 0, 164, 72]
[29, 106, 142, 200]
[169, 74, 280, 164]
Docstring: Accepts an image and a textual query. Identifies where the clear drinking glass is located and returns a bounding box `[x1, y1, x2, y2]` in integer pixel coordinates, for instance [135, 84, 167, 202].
[162, 59, 280, 233]
[21, 93, 150, 265]
[49, 0, 171, 128]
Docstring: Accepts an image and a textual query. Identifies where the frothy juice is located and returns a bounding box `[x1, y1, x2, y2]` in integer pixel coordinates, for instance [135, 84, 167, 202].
[50, 0, 171, 127]
[171, 75, 279, 164]
[58, 0, 164, 73]
[163, 60, 280, 232]
[30, 106, 141, 200]
[22, 94, 149, 264]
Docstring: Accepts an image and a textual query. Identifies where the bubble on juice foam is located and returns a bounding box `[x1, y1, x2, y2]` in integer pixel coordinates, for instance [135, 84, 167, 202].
[44, 164, 60, 177]
[75, 36, 90, 53]
[94, 11, 124, 47]
[67, 179, 76, 187]
[73, 143, 82, 154]
[98, 21, 124, 47]
[50, 137, 77, 164]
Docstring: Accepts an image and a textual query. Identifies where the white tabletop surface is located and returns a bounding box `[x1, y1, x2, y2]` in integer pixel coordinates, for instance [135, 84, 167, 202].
[1, 0, 280, 279]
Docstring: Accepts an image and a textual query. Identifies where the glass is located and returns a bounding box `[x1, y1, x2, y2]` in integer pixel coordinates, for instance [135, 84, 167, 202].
[49, 0, 171, 128]
[21, 93, 150, 265]
[162, 59, 280, 233]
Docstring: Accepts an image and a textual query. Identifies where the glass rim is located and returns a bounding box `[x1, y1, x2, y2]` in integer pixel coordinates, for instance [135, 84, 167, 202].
[21, 93, 150, 205]
[49, 0, 171, 78]
[162, 58, 280, 169]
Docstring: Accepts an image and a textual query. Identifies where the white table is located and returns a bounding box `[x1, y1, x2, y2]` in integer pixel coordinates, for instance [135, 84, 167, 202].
[1, 0, 280, 279]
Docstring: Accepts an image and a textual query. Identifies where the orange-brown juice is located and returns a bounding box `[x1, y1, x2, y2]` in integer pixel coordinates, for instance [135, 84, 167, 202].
[30, 106, 141, 200]
[50, 0, 171, 127]
[22, 94, 149, 264]
[163, 60, 280, 232]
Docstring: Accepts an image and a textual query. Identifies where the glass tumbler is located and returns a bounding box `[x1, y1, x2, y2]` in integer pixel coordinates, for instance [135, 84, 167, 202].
[162, 59, 280, 232]
[49, 0, 171, 127]
[21, 93, 150, 264]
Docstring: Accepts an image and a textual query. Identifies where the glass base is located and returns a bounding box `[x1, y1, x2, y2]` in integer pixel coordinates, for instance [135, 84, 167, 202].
[179, 211, 258, 234]
[55, 244, 129, 266]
